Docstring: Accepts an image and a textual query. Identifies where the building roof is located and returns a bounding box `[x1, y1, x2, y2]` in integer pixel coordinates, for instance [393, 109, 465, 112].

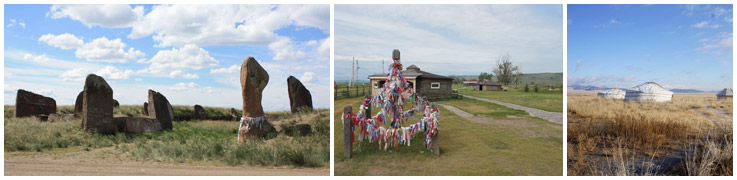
[598, 88, 625, 95]
[463, 79, 479, 83]
[369, 64, 453, 80]
[478, 79, 501, 86]
[626, 82, 673, 95]
[717, 88, 733, 96]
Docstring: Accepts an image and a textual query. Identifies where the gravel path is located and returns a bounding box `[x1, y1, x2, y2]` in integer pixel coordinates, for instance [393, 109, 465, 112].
[461, 95, 562, 124]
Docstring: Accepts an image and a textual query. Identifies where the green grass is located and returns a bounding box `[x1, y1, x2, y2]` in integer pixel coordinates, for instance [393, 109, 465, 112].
[334, 97, 563, 175]
[454, 84, 563, 112]
[4, 107, 330, 168]
[434, 98, 528, 119]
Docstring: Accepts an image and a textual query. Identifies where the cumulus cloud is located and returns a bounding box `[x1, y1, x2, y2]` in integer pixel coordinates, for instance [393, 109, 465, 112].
[48, 4, 143, 28]
[23, 53, 51, 62]
[75, 37, 145, 63]
[317, 37, 330, 58]
[127, 4, 328, 47]
[169, 70, 199, 79]
[38, 33, 84, 50]
[170, 82, 197, 91]
[300, 71, 318, 85]
[142, 44, 218, 76]
[96, 66, 134, 80]
[269, 37, 306, 60]
[692, 21, 721, 28]
[210, 64, 240, 74]
[60, 67, 90, 82]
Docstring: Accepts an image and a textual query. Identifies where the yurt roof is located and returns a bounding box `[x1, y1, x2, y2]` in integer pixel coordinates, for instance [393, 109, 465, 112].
[626, 82, 673, 95]
[717, 88, 733, 96]
[599, 88, 625, 94]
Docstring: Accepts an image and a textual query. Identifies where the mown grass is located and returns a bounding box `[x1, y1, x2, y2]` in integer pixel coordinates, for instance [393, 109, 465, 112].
[454, 84, 563, 112]
[334, 96, 562, 175]
[4, 106, 330, 168]
[567, 93, 732, 176]
[435, 98, 528, 119]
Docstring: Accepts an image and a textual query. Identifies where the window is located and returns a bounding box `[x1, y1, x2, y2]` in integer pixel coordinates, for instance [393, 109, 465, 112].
[374, 80, 385, 89]
[431, 82, 440, 89]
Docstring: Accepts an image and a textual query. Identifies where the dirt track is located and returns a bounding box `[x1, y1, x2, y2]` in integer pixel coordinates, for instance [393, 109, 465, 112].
[5, 156, 329, 176]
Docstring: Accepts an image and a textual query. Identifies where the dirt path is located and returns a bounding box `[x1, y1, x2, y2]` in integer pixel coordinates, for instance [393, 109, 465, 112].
[4, 155, 328, 176]
[461, 95, 562, 124]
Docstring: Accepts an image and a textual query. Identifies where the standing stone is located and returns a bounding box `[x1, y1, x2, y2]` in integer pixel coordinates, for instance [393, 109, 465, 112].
[15, 89, 56, 118]
[194, 104, 208, 120]
[143, 102, 149, 116]
[343, 106, 353, 159]
[148, 90, 174, 130]
[287, 76, 313, 113]
[230, 108, 238, 121]
[74, 91, 83, 118]
[240, 56, 268, 117]
[82, 74, 118, 134]
[113, 99, 120, 108]
[238, 56, 275, 141]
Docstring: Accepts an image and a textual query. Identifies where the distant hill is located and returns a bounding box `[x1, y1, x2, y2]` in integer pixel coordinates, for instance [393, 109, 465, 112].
[450, 72, 563, 86]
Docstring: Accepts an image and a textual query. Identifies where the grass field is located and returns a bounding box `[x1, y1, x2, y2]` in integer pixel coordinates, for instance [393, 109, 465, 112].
[455, 84, 563, 112]
[333, 96, 562, 175]
[567, 93, 732, 176]
[4, 106, 330, 168]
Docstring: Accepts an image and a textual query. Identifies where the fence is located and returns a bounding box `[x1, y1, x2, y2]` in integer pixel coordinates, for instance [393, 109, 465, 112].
[334, 83, 370, 99]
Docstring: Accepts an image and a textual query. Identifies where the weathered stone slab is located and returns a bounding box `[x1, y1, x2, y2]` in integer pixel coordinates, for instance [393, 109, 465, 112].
[194, 104, 208, 120]
[82, 74, 116, 134]
[287, 76, 313, 113]
[74, 91, 83, 118]
[119, 117, 162, 133]
[148, 90, 173, 130]
[15, 89, 56, 118]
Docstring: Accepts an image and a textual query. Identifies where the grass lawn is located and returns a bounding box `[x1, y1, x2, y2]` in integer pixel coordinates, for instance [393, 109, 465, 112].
[4, 107, 330, 168]
[333, 97, 563, 175]
[454, 84, 563, 112]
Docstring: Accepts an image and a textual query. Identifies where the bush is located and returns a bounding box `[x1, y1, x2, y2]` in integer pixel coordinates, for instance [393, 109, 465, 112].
[534, 85, 539, 92]
[524, 84, 530, 92]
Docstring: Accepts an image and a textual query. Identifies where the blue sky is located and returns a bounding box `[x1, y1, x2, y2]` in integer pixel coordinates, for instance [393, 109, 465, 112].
[334, 5, 563, 82]
[568, 4, 733, 91]
[4, 4, 330, 111]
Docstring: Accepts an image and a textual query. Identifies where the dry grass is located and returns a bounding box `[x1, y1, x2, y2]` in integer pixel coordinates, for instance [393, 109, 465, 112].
[567, 93, 732, 176]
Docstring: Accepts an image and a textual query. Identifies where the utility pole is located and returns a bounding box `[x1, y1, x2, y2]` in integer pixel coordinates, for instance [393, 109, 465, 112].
[350, 57, 355, 87]
[356, 59, 359, 85]
[382, 59, 385, 74]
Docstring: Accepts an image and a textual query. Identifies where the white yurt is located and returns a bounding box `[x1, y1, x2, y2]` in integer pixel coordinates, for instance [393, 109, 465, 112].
[717, 88, 732, 100]
[597, 88, 626, 99]
[624, 82, 673, 102]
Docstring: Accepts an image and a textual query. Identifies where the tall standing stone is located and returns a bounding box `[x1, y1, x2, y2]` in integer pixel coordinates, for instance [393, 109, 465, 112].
[148, 90, 174, 130]
[194, 104, 208, 120]
[240, 56, 268, 118]
[143, 102, 149, 116]
[15, 89, 57, 118]
[82, 74, 118, 134]
[287, 76, 313, 113]
[74, 91, 83, 118]
[230, 108, 238, 121]
[238, 56, 276, 141]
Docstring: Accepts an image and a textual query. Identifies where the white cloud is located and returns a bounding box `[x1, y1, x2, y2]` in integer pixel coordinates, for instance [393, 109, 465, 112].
[95, 66, 134, 80]
[300, 71, 318, 85]
[134, 78, 143, 82]
[269, 36, 306, 60]
[23, 53, 51, 62]
[210, 64, 240, 74]
[317, 37, 330, 58]
[169, 70, 199, 79]
[697, 32, 733, 54]
[609, 19, 621, 24]
[692, 21, 721, 28]
[75, 37, 145, 63]
[201, 86, 223, 93]
[6, 18, 25, 29]
[127, 4, 328, 47]
[170, 82, 197, 91]
[48, 4, 143, 28]
[38, 33, 84, 50]
[142, 44, 218, 76]
[60, 67, 90, 82]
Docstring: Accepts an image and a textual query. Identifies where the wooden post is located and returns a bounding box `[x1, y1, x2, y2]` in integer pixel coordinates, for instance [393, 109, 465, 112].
[343, 106, 353, 159]
[346, 86, 350, 97]
[364, 94, 372, 119]
[431, 103, 440, 156]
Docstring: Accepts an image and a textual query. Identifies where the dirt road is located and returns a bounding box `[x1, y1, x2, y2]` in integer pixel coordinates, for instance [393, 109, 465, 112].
[5, 156, 329, 176]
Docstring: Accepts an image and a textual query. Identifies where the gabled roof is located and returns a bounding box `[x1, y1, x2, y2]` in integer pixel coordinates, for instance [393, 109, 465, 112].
[478, 79, 501, 86]
[717, 88, 733, 96]
[369, 64, 453, 80]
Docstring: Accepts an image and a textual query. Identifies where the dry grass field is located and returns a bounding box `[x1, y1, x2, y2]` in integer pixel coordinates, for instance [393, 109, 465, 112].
[567, 92, 732, 176]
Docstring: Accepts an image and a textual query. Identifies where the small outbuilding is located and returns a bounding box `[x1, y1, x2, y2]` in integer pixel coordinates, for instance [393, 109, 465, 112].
[597, 88, 626, 99]
[625, 82, 673, 102]
[369, 64, 453, 99]
[474, 80, 503, 91]
[717, 88, 732, 100]
[463, 79, 479, 86]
